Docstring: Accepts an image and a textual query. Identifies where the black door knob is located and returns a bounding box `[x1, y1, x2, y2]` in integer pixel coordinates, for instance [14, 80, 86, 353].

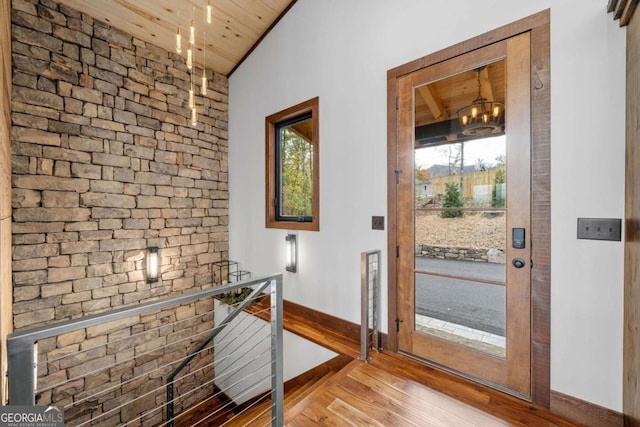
[512, 258, 526, 269]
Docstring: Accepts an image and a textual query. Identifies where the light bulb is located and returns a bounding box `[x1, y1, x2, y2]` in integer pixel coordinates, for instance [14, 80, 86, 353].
[190, 20, 195, 45]
[176, 28, 182, 54]
[461, 115, 468, 126]
[471, 106, 478, 119]
[493, 105, 501, 118]
[187, 47, 192, 69]
[189, 84, 194, 108]
[191, 107, 197, 126]
[482, 113, 489, 123]
[201, 71, 208, 95]
[207, 1, 212, 24]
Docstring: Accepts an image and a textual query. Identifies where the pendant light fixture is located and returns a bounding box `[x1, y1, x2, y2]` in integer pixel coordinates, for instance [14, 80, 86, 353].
[201, 32, 208, 95]
[457, 67, 504, 136]
[177, 0, 214, 126]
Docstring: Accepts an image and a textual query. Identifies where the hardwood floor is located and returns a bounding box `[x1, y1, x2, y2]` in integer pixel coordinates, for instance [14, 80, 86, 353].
[176, 300, 584, 426]
[285, 358, 512, 426]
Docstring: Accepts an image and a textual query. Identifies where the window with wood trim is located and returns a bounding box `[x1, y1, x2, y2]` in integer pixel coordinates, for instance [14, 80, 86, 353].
[266, 97, 319, 231]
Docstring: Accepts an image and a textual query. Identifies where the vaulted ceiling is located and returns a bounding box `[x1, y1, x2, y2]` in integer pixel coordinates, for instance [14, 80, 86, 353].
[56, 0, 296, 76]
[54, 0, 506, 124]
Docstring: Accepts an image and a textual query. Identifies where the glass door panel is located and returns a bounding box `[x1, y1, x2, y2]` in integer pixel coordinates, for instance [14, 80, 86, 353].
[396, 33, 531, 396]
[414, 136, 507, 356]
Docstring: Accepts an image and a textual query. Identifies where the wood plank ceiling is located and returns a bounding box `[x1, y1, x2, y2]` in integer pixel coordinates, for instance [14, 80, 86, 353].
[55, 0, 504, 133]
[414, 61, 505, 128]
[55, 0, 296, 76]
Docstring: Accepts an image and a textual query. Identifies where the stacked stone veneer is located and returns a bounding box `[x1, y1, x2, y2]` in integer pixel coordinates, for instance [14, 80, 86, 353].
[10, 0, 228, 422]
[416, 245, 505, 264]
[11, 0, 228, 328]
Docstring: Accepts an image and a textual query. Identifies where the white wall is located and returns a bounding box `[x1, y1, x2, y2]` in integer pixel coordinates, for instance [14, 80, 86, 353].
[228, 0, 626, 411]
[213, 300, 336, 404]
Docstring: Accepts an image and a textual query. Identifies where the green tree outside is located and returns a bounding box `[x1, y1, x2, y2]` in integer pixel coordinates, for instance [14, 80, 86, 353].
[441, 182, 464, 218]
[491, 168, 505, 207]
[280, 128, 313, 217]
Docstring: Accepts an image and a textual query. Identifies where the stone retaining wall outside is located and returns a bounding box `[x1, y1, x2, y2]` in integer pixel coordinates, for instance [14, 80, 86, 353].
[416, 245, 505, 264]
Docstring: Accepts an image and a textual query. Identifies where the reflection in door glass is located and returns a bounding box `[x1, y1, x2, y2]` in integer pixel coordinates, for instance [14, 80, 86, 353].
[414, 136, 507, 357]
[414, 137, 506, 210]
[414, 212, 506, 282]
[414, 273, 506, 357]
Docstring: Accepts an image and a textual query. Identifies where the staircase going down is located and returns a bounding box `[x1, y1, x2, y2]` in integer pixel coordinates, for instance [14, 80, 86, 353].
[174, 355, 351, 427]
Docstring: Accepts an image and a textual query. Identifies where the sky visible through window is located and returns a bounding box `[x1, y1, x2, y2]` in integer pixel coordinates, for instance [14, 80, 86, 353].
[415, 135, 506, 169]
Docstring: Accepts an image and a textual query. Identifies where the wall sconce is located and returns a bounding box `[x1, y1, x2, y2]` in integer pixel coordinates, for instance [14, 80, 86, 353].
[285, 234, 297, 273]
[146, 246, 159, 283]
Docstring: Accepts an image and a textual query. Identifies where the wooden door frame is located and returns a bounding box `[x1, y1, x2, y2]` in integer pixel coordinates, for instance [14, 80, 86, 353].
[623, 3, 640, 426]
[386, 9, 551, 408]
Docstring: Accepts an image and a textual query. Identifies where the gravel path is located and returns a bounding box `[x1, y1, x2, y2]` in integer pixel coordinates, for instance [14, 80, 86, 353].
[415, 212, 505, 250]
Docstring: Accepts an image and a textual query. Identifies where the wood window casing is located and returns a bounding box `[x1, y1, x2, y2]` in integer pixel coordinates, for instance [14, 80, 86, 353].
[266, 97, 320, 231]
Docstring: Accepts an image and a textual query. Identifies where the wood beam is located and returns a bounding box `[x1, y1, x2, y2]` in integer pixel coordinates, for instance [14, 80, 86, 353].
[609, 0, 620, 12]
[621, 0, 639, 26]
[609, 0, 639, 26]
[613, 0, 628, 19]
[414, 117, 505, 146]
[416, 84, 448, 122]
[479, 67, 495, 102]
[615, 0, 629, 19]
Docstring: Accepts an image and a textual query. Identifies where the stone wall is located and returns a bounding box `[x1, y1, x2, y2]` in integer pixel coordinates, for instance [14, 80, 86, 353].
[416, 245, 505, 264]
[1, 0, 12, 406]
[10, 0, 228, 421]
[11, 0, 228, 329]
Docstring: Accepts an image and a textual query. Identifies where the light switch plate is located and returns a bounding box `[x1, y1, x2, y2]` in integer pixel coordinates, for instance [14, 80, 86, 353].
[577, 218, 621, 241]
[372, 216, 385, 230]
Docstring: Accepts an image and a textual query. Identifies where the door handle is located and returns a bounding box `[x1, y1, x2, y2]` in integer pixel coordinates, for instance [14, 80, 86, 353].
[512, 258, 526, 269]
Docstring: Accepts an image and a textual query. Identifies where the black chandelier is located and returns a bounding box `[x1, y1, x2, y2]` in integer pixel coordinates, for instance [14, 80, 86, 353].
[457, 67, 504, 136]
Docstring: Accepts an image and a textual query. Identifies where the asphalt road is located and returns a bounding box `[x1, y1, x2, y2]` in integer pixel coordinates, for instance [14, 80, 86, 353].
[414, 257, 506, 336]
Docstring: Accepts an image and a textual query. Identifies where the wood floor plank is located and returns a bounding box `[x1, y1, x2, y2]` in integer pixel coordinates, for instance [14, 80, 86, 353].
[329, 384, 424, 427]
[285, 360, 510, 427]
[298, 395, 356, 427]
[334, 375, 438, 426]
[185, 302, 583, 426]
[327, 398, 386, 427]
[283, 349, 581, 426]
[332, 380, 432, 427]
[344, 364, 508, 427]
[369, 352, 582, 426]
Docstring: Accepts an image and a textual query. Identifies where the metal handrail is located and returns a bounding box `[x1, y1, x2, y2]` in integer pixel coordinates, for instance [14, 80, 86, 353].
[7, 273, 284, 427]
[359, 250, 382, 362]
[165, 281, 270, 426]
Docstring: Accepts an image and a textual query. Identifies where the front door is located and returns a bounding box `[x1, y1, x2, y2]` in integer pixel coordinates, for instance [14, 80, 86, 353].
[396, 33, 532, 397]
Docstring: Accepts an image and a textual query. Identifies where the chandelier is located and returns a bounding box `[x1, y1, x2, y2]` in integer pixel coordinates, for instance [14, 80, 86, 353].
[457, 67, 504, 136]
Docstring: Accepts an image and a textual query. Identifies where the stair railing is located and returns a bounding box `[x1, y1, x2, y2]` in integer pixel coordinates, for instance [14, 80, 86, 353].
[166, 280, 270, 426]
[359, 250, 382, 362]
[7, 274, 283, 427]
